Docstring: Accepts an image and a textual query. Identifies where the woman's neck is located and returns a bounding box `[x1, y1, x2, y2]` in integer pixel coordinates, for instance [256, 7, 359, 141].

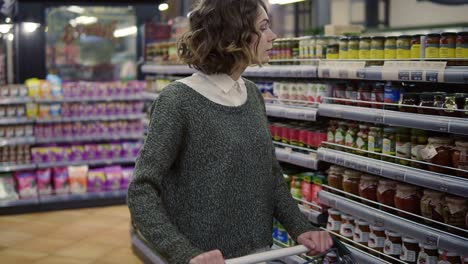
[230, 65, 246, 81]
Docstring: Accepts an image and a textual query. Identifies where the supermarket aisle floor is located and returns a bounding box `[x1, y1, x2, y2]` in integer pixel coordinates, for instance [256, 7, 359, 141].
[0, 205, 142, 264]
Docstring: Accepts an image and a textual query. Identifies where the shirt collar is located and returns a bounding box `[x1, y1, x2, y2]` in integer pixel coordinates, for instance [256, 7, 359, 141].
[196, 72, 244, 94]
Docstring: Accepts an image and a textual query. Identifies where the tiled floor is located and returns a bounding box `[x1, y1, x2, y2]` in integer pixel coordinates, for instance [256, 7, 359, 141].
[0, 205, 143, 264]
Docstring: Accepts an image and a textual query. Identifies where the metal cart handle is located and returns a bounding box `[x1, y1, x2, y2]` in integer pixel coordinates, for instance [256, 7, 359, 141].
[225, 245, 310, 264]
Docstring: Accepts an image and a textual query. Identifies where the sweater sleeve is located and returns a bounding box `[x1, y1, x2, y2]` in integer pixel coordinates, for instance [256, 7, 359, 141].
[127, 86, 203, 264]
[248, 80, 314, 241]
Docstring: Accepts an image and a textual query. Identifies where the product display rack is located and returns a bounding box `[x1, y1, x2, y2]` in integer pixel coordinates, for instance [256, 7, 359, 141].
[140, 59, 468, 262]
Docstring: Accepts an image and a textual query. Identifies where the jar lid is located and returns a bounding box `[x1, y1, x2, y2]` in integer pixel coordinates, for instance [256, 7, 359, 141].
[359, 124, 368, 129]
[438, 249, 460, 257]
[411, 34, 424, 37]
[419, 243, 437, 249]
[385, 230, 401, 237]
[370, 224, 385, 231]
[379, 179, 397, 185]
[383, 127, 396, 133]
[398, 35, 411, 39]
[325, 251, 338, 257]
[361, 174, 378, 181]
[341, 214, 355, 220]
[344, 169, 361, 178]
[445, 195, 467, 204]
[397, 183, 420, 192]
[427, 33, 441, 37]
[402, 237, 418, 244]
[370, 126, 382, 131]
[441, 32, 457, 36]
[457, 32, 468, 36]
[360, 36, 371, 40]
[371, 36, 386, 40]
[339, 36, 349, 41]
[338, 121, 348, 126]
[330, 165, 345, 172]
[455, 141, 468, 148]
[357, 219, 369, 225]
[328, 208, 341, 215]
[348, 36, 360, 40]
[428, 137, 453, 145]
[423, 189, 444, 197]
[386, 36, 397, 39]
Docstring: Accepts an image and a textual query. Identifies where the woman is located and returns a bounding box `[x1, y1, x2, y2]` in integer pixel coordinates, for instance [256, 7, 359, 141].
[127, 0, 333, 263]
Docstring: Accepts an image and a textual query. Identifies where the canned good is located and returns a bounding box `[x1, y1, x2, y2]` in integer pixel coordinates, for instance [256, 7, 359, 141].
[425, 33, 440, 59]
[456, 31, 468, 58]
[348, 36, 360, 59]
[339, 37, 349, 59]
[359, 37, 371, 60]
[410, 34, 423, 59]
[440, 32, 457, 59]
[397, 35, 412, 59]
[371, 36, 385, 60]
[384, 37, 397, 59]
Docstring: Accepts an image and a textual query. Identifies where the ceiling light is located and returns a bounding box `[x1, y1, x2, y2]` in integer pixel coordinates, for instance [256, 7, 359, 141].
[269, 0, 305, 4]
[0, 24, 12, 34]
[8, 33, 14, 41]
[114, 26, 137, 38]
[158, 3, 169, 11]
[70, 16, 98, 27]
[22, 22, 40, 33]
[5, 17, 11, 23]
[67, 6, 84, 14]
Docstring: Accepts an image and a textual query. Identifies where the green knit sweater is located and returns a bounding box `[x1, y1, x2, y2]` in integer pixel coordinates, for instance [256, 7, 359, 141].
[127, 79, 313, 263]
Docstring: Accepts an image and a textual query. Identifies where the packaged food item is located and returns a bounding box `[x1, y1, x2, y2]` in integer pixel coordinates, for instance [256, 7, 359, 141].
[353, 219, 370, 247]
[7, 105, 16, 117]
[14, 171, 38, 198]
[383, 82, 401, 111]
[397, 35, 412, 59]
[316, 83, 331, 104]
[326, 208, 341, 232]
[417, 243, 439, 264]
[347, 36, 359, 59]
[0, 173, 19, 200]
[384, 36, 397, 59]
[326, 44, 339, 59]
[377, 179, 397, 212]
[68, 165, 88, 194]
[418, 92, 445, 115]
[456, 32, 468, 59]
[334, 122, 348, 146]
[52, 167, 69, 195]
[355, 124, 369, 155]
[443, 195, 468, 231]
[339, 214, 355, 239]
[401, 237, 419, 264]
[368, 224, 386, 253]
[26, 78, 41, 98]
[371, 36, 385, 60]
[87, 168, 107, 193]
[345, 122, 358, 150]
[411, 129, 429, 170]
[358, 37, 371, 60]
[359, 174, 378, 205]
[332, 83, 346, 104]
[300, 173, 314, 208]
[371, 83, 385, 109]
[395, 183, 422, 218]
[452, 140, 468, 178]
[440, 32, 457, 59]
[411, 34, 423, 59]
[421, 189, 445, 223]
[36, 168, 52, 196]
[345, 83, 358, 106]
[343, 169, 360, 199]
[421, 137, 453, 174]
[327, 120, 338, 145]
[339, 37, 349, 59]
[121, 167, 134, 189]
[396, 127, 411, 165]
[306, 83, 317, 103]
[327, 165, 344, 191]
[368, 126, 383, 159]
[400, 92, 420, 113]
[425, 33, 441, 59]
[384, 230, 402, 259]
[105, 166, 123, 191]
[438, 250, 462, 264]
[382, 127, 396, 162]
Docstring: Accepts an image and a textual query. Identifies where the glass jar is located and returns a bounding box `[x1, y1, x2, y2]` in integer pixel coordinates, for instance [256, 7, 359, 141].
[417, 243, 439, 264]
[371, 36, 385, 60]
[440, 32, 457, 59]
[368, 225, 386, 253]
[411, 34, 423, 59]
[438, 250, 461, 264]
[328, 165, 345, 191]
[396, 127, 412, 165]
[368, 126, 383, 159]
[334, 121, 348, 146]
[418, 92, 446, 115]
[395, 183, 422, 218]
[348, 36, 360, 59]
[326, 208, 342, 232]
[425, 33, 441, 59]
[456, 32, 468, 59]
[343, 169, 361, 198]
[357, 83, 372, 107]
[397, 35, 412, 59]
[421, 137, 454, 174]
[370, 83, 384, 109]
[443, 195, 468, 231]
[340, 214, 355, 239]
[355, 124, 369, 156]
[382, 127, 396, 163]
[345, 122, 358, 152]
[316, 36, 329, 59]
[353, 219, 370, 247]
[384, 231, 402, 260]
[359, 37, 371, 60]
[359, 174, 378, 205]
[384, 37, 397, 59]
[383, 81, 401, 111]
[345, 83, 358, 106]
[421, 189, 445, 224]
[441, 93, 468, 117]
[332, 83, 346, 104]
[326, 44, 339, 59]
[401, 237, 419, 264]
[377, 179, 397, 212]
[400, 92, 420, 113]
[339, 37, 349, 59]
[327, 120, 338, 145]
[411, 128, 429, 170]
[452, 140, 468, 178]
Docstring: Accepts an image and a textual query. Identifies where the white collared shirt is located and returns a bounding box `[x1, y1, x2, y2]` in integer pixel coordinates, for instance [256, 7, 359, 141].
[176, 72, 247, 107]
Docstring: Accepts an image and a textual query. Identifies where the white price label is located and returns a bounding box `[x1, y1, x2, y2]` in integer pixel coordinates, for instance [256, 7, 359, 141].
[424, 233, 440, 247]
[368, 164, 382, 175]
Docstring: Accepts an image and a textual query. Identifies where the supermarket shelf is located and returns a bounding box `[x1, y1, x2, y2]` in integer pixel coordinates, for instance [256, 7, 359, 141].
[270, 244, 308, 264]
[298, 204, 326, 225]
[0, 117, 34, 125]
[243, 65, 318, 78]
[0, 197, 39, 208]
[142, 92, 159, 101]
[0, 137, 35, 146]
[35, 95, 144, 103]
[35, 134, 143, 144]
[0, 163, 36, 173]
[317, 147, 468, 198]
[0, 97, 33, 105]
[131, 229, 168, 264]
[38, 190, 126, 204]
[266, 104, 317, 121]
[36, 157, 137, 169]
[142, 64, 195, 75]
[35, 114, 146, 124]
[344, 242, 391, 264]
[318, 190, 468, 256]
[318, 103, 468, 135]
[275, 147, 318, 170]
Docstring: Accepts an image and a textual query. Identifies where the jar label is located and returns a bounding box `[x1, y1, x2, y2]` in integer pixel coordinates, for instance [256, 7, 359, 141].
[353, 228, 369, 243]
[411, 145, 426, 160]
[417, 252, 438, 264]
[411, 44, 421, 58]
[382, 138, 395, 155]
[425, 47, 439, 58]
[356, 137, 366, 149]
[345, 134, 356, 147]
[339, 223, 354, 238]
[397, 49, 411, 59]
[440, 47, 456, 58]
[384, 240, 402, 255]
[396, 142, 411, 158]
[370, 49, 384, 59]
[401, 245, 416, 262]
[359, 50, 370, 60]
[420, 144, 438, 160]
[335, 132, 344, 144]
[368, 136, 382, 153]
[327, 131, 335, 143]
[368, 233, 385, 248]
[456, 47, 468, 59]
[385, 49, 396, 59]
[327, 219, 341, 231]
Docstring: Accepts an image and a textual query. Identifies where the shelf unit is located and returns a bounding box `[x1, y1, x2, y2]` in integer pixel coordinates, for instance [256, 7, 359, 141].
[35, 134, 144, 144]
[35, 95, 144, 103]
[0, 97, 33, 105]
[319, 190, 468, 256]
[275, 147, 318, 170]
[266, 104, 317, 121]
[0, 117, 34, 125]
[35, 157, 137, 169]
[0, 137, 35, 147]
[35, 113, 145, 123]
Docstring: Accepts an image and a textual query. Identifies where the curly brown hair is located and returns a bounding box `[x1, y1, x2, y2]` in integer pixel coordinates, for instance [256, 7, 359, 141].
[177, 0, 267, 75]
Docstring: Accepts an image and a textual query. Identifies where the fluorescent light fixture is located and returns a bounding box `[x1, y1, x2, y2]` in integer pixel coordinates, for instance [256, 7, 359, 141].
[5, 17, 11, 23]
[69, 16, 98, 27]
[67, 6, 84, 14]
[22, 22, 40, 33]
[113, 26, 137, 38]
[7, 33, 14, 41]
[158, 3, 169, 11]
[0, 24, 12, 34]
[269, 0, 305, 4]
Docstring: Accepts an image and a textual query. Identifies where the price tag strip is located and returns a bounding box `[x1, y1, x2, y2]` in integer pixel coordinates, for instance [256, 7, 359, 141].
[318, 61, 367, 79]
[382, 61, 447, 83]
